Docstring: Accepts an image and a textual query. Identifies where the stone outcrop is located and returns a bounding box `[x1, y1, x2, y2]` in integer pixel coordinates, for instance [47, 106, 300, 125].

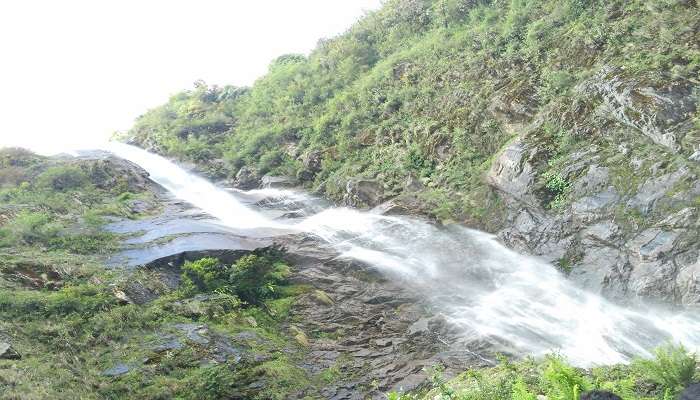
[344, 178, 386, 208]
[485, 66, 700, 307]
[232, 166, 261, 190]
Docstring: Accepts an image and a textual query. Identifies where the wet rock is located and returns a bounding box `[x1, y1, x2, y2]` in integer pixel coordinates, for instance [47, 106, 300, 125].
[232, 166, 260, 190]
[571, 189, 619, 216]
[583, 220, 620, 244]
[0, 342, 21, 360]
[151, 335, 184, 353]
[261, 174, 298, 189]
[656, 207, 698, 229]
[312, 289, 334, 306]
[120, 281, 158, 305]
[627, 259, 678, 301]
[127, 199, 152, 214]
[344, 178, 385, 208]
[570, 245, 628, 297]
[74, 153, 153, 192]
[173, 323, 210, 345]
[674, 251, 700, 305]
[627, 229, 680, 262]
[571, 165, 609, 196]
[690, 149, 700, 162]
[102, 363, 131, 377]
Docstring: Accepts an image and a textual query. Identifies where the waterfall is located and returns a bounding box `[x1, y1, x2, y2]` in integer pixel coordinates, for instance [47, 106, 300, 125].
[105, 142, 700, 367]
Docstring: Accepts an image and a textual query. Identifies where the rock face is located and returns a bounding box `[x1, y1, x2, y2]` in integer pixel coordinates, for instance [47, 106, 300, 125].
[232, 166, 261, 190]
[580, 66, 696, 153]
[275, 234, 493, 398]
[485, 66, 700, 306]
[344, 178, 386, 208]
[72, 150, 154, 193]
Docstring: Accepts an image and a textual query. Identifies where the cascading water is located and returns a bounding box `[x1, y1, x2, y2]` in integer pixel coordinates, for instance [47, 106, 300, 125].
[105, 142, 700, 367]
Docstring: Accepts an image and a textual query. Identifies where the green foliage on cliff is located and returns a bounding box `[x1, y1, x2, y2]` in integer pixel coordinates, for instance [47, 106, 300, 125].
[127, 0, 699, 225]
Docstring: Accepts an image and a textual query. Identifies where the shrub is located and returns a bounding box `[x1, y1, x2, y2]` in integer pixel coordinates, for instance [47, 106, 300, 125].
[542, 355, 592, 399]
[633, 344, 697, 397]
[542, 170, 569, 209]
[49, 232, 117, 255]
[180, 364, 238, 400]
[512, 378, 537, 400]
[37, 165, 89, 191]
[0, 147, 42, 168]
[181, 251, 291, 305]
[228, 253, 291, 305]
[0, 211, 62, 246]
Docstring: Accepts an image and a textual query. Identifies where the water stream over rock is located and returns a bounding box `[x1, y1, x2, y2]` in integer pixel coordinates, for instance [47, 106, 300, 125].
[104, 142, 700, 368]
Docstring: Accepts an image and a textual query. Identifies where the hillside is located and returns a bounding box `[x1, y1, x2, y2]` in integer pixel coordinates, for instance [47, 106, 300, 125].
[125, 0, 700, 306]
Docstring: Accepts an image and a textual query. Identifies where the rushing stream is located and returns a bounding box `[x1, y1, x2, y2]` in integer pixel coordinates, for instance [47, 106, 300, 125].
[104, 142, 700, 367]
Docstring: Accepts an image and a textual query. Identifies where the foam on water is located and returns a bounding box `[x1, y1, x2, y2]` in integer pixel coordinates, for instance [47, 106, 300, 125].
[104, 143, 700, 366]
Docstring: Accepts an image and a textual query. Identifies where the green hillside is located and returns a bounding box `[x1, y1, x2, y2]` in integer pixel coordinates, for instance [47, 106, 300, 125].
[126, 0, 699, 226]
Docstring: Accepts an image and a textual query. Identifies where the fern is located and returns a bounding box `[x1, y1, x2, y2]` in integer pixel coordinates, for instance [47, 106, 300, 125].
[512, 378, 537, 400]
[632, 344, 697, 396]
[543, 355, 592, 400]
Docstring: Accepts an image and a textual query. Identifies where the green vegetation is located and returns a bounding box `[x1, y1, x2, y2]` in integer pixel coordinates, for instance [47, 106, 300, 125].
[388, 344, 698, 400]
[0, 150, 313, 399]
[126, 0, 699, 226]
[180, 251, 290, 305]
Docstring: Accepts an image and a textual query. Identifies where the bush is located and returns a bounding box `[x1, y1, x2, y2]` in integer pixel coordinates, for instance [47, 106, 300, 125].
[0, 211, 62, 246]
[179, 364, 238, 400]
[0, 147, 42, 168]
[633, 344, 697, 397]
[48, 232, 117, 255]
[542, 355, 591, 400]
[37, 165, 89, 191]
[181, 251, 291, 305]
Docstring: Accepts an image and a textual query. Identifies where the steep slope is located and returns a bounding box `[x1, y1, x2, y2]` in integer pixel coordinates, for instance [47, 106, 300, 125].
[124, 0, 700, 305]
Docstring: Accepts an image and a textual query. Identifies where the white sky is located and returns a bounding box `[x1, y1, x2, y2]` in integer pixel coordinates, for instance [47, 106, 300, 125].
[0, 0, 381, 154]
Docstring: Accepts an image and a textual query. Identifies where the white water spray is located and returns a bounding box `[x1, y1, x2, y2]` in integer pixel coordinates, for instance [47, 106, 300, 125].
[105, 142, 280, 230]
[105, 143, 700, 366]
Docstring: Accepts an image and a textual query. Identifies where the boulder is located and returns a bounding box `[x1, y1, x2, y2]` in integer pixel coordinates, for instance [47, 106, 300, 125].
[298, 150, 323, 181]
[77, 154, 153, 192]
[344, 178, 385, 208]
[260, 174, 297, 189]
[232, 166, 260, 190]
[290, 325, 310, 347]
[102, 363, 131, 377]
[486, 138, 537, 205]
[0, 342, 20, 360]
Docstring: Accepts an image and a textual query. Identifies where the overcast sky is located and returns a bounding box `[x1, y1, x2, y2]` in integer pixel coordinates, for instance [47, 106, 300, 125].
[0, 0, 381, 154]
